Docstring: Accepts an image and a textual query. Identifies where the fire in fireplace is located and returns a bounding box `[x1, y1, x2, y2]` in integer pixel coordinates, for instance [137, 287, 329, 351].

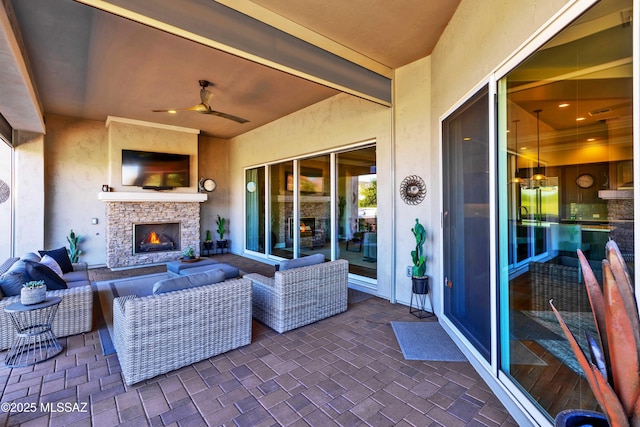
[133, 222, 181, 254]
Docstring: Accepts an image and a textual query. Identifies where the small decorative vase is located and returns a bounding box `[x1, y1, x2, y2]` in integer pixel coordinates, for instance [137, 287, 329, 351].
[21, 286, 46, 305]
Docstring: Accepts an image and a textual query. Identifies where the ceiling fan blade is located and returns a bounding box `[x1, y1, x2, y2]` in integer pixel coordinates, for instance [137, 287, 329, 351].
[206, 109, 249, 124]
[152, 104, 207, 113]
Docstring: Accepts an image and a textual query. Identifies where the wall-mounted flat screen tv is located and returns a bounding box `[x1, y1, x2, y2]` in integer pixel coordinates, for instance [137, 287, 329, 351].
[122, 149, 190, 188]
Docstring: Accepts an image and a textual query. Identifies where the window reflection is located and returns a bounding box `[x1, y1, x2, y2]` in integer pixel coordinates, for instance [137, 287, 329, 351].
[500, 0, 633, 421]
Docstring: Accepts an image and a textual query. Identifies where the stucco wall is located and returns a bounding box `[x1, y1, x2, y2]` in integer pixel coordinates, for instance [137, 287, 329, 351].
[393, 56, 432, 307]
[106, 118, 199, 193]
[43, 115, 107, 266]
[199, 135, 230, 243]
[229, 93, 393, 297]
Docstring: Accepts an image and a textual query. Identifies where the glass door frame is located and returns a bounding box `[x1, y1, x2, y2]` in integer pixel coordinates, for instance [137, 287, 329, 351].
[438, 0, 640, 423]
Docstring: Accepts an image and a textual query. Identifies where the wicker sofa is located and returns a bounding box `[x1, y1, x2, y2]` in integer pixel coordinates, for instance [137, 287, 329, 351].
[0, 254, 93, 351]
[113, 276, 252, 385]
[245, 259, 349, 333]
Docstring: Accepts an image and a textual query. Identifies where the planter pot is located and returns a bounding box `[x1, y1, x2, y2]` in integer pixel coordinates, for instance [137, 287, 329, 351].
[21, 286, 46, 305]
[555, 409, 609, 427]
[412, 276, 429, 294]
[216, 240, 228, 249]
[203, 241, 214, 250]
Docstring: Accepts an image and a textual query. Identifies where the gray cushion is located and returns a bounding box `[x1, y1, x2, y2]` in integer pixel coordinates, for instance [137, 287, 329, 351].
[176, 263, 239, 279]
[62, 270, 90, 283]
[166, 258, 218, 274]
[278, 253, 325, 271]
[153, 269, 226, 294]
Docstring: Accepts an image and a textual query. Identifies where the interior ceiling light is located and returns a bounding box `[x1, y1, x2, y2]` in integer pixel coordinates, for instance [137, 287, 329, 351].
[559, 103, 570, 108]
[509, 119, 525, 184]
[576, 117, 586, 121]
[532, 109, 546, 181]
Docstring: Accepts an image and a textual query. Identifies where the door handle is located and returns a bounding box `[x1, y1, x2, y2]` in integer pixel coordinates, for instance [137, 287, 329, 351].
[444, 277, 453, 288]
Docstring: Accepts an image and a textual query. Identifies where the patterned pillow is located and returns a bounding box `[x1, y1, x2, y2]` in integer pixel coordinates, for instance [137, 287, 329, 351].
[40, 255, 63, 277]
[38, 247, 73, 274]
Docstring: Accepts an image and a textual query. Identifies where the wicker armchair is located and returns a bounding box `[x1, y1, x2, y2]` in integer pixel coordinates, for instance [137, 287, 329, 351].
[0, 259, 93, 350]
[113, 277, 252, 385]
[245, 259, 348, 333]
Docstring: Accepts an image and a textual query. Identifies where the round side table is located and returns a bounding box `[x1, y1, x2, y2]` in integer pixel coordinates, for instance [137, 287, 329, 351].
[4, 296, 63, 367]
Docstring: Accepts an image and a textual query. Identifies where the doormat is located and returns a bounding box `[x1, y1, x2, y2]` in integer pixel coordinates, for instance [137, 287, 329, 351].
[391, 321, 467, 362]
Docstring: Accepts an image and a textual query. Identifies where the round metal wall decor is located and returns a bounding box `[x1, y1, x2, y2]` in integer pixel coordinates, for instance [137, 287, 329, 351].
[0, 179, 9, 204]
[400, 175, 426, 205]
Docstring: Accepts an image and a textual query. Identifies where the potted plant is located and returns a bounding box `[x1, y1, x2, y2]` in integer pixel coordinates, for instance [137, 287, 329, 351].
[182, 247, 196, 260]
[551, 240, 639, 427]
[411, 218, 428, 294]
[203, 230, 214, 250]
[216, 215, 228, 250]
[21, 280, 46, 305]
[67, 229, 82, 263]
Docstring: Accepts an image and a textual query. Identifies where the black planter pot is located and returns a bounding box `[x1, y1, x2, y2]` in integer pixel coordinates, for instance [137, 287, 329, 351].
[203, 241, 214, 250]
[554, 410, 609, 427]
[411, 276, 429, 294]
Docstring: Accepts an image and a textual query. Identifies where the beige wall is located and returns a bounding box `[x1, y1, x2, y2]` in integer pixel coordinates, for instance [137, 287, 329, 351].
[199, 135, 231, 242]
[106, 118, 199, 193]
[393, 56, 432, 306]
[43, 115, 107, 266]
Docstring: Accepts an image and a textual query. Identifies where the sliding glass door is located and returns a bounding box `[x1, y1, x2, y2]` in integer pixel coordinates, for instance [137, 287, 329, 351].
[497, 0, 633, 420]
[442, 86, 491, 361]
[245, 144, 377, 280]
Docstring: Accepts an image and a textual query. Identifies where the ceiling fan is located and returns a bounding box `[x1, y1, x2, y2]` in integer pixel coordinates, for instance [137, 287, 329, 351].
[152, 80, 249, 124]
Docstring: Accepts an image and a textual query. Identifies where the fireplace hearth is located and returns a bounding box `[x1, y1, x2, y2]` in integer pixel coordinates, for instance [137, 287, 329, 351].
[134, 222, 180, 254]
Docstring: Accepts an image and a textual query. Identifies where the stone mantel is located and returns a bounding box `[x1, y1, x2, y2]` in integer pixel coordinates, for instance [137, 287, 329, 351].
[98, 192, 207, 203]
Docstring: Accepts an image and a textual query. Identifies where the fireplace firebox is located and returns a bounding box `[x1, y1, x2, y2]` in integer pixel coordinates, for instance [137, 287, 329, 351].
[133, 222, 180, 254]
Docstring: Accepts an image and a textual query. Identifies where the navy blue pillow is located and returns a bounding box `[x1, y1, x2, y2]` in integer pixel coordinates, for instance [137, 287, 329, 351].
[39, 247, 73, 273]
[24, 260, 68, 290]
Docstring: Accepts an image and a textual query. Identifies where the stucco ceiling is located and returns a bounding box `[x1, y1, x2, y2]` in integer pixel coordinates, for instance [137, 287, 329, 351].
[3, 0, 461, 139]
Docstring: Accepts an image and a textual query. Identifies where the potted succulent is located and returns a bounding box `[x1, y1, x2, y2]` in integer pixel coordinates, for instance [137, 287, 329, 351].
[67, 229, 82, 263]
[411, 218, 428, 294]
[216, 215, 228, 251]
[21, 280, 46, 305]
[203, 230, 214, 250]
[182, 247, 196, 261]
[551, 240, 639, 427]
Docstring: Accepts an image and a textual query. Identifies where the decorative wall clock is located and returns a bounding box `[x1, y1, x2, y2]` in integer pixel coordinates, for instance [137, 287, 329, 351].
[0, 179, 9, 204]
[575, 173, 594, 189]
[400, 175, 426, 205]
[199, 177, 217, 192]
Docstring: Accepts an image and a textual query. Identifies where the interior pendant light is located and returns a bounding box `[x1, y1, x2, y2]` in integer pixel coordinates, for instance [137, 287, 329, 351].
[509, 119, 525, 184]
[531, 109, 546, 181]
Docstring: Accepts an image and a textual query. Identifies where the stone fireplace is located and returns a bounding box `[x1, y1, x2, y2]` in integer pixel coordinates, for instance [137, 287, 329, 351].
[99, 192, 206, 268]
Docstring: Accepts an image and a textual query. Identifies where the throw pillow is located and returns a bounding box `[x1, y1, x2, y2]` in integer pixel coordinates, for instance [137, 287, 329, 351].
[38, 247, 73, 274]
[0, 255, 36, 296]
[278, 253, 325, 271]
[153, 269, 226, 294]
[24, 260, 68, 290]
[0, 271, 30, 297]
[40, 254, 63, 277]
